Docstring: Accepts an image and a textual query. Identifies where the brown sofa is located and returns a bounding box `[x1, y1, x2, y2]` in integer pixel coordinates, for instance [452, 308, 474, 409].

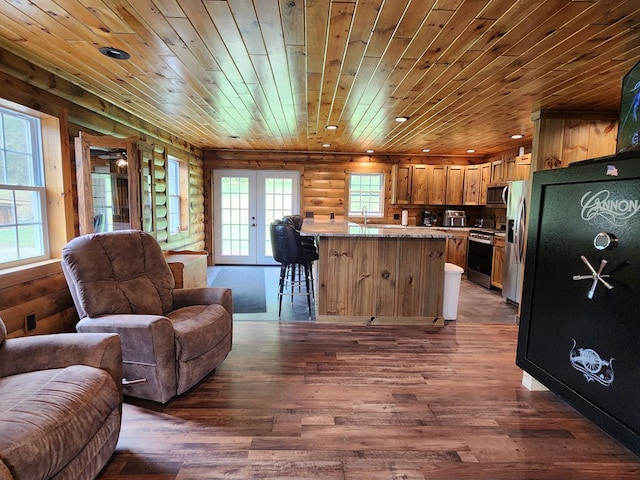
[61, 230, 233, 404]
[0, 317, 122, 480]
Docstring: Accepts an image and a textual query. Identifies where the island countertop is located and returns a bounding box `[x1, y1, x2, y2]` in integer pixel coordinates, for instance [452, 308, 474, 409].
[301, 219, 453, 238]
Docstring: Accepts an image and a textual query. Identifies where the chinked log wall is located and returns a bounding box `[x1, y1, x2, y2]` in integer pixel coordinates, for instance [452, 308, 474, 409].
[0, 49, 204, 338]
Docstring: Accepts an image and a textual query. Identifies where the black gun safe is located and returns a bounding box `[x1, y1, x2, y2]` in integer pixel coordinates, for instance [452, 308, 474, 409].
[517, 152, 640, 455]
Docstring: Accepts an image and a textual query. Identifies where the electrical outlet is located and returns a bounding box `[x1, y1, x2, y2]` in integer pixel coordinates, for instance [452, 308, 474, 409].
[393, 213, 400, 220]
[25, 312, 37, 332]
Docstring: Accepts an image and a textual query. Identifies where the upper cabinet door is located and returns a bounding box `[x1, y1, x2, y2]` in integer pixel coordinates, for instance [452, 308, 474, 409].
[411, 165, 429, 205]
[445, 165, 464, 205]
[463, 165, 481, 205]
[427, 165, 447, 205]
[391, 164, 412, 205]
[479, 163, 492, 205]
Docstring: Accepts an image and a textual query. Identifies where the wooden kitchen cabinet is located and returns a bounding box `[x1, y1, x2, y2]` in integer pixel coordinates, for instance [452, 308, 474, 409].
[445, 230, 468, 271]
[391, 164, 429, 205]
[505, 153, 531, 181]
[427, 165, 447, 205]
[445, 165, 464, 205]
[463, 165, 481, 205]
[491, 235, 505, 289]
[491, 159, 504, 184]
[479, 162, 491, 205]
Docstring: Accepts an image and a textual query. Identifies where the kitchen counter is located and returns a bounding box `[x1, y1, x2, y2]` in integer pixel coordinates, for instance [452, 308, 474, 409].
[302, 219, 447, 325]
[300, 219, 452, 238]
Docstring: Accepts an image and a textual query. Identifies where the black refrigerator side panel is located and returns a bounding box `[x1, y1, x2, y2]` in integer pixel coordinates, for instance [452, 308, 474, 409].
[517, 155, 640, 455]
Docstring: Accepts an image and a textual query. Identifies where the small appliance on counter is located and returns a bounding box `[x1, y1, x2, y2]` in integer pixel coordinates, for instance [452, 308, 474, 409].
[421, 210, 434, 226]
[442, 210, 466, 227]
[474, 218, 495, 229]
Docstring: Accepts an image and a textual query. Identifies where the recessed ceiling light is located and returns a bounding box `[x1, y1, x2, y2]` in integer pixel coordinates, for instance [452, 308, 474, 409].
[322, 143, 331, 147]
[511, 134, 524, 139]
[229, 135, 240, 139]
[422, 149, 431, 153]
[466, 149, 476, 153]
[325, 125, 338, 130]
[99, 47, 131, 60]
[394, 116, 409, 122]
[366, 149, 374, 153]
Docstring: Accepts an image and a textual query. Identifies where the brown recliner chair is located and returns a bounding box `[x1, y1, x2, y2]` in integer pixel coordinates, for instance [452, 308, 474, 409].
[61, 230, 232, 404]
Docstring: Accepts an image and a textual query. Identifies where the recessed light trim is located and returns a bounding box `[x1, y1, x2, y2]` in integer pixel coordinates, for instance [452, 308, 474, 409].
[394, 116, 409, 122]
[422, 149, 431, 153]
[99, 47, 131, 60]
[511, 134, 524, 139]
[322, 143, 331, 147]
[466, 149, 476, 153]
[325, 124, 338, 130]
[366, 149, 374, 153]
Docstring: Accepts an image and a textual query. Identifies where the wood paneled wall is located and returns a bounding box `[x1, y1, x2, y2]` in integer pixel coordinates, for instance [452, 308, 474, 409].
[531, 110, 618, 172]
[0, 58, 204, 338]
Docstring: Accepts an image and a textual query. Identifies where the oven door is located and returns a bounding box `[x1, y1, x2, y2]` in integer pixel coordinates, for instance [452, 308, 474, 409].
[467, 238, 493, 288]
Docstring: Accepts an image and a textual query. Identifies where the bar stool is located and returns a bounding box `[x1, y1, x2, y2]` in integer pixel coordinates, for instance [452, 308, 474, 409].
[270, 220, 318, 319]
[282, 215, 318, 297]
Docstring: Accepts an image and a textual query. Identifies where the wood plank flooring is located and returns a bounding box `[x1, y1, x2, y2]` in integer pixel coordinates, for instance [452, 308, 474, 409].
[97, 319, 640, 479]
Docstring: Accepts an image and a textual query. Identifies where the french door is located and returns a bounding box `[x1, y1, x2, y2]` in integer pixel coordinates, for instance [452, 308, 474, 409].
[213, 169, 300, 265]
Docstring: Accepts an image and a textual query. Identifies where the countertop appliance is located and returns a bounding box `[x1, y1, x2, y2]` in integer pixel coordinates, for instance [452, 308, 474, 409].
[502, 180, 528, 304]
[516, 151, 640, 456]
[442, 209, 466, 227]
[421, 210, 434, 226]
[486, 183, 508, 206]
[467, 229, 494, 289]
[474, 218, 495, 229]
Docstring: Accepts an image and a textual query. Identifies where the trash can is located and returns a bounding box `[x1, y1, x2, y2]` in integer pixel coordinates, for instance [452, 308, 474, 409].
[443, 263, 464, 320]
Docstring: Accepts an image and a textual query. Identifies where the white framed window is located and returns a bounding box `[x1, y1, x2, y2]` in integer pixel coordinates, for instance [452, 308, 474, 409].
[348, 172, 385, 217]
[167, 155, 189, 235]
[0, 106, 49, 268]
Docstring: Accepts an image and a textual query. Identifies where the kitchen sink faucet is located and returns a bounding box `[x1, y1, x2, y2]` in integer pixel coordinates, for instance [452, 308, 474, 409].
[361, 205, 368, 226]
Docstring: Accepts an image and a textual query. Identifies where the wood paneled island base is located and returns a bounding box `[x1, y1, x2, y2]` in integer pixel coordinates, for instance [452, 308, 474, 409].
[303, 221, 449, 325]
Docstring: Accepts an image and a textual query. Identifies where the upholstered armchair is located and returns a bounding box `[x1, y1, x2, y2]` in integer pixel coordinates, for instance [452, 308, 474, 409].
[0, 317, 122, 480]
[61, 230, 233, 404]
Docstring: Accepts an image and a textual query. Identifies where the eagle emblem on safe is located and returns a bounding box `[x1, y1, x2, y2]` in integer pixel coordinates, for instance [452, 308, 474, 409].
[570, 338, 615, 387]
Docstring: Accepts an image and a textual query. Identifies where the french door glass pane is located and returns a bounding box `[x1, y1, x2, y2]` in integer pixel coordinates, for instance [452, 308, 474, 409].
[220, 177, 250, 256]
[264, 177, 293, 257]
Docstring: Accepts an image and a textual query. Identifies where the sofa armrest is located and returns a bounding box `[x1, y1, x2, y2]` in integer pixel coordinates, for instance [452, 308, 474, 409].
[77, 314, 176, 374]
[0, 333, 122, 396]
[172, 287, 233, 314]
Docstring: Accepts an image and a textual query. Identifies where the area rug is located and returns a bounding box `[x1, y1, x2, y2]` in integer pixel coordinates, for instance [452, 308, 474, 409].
[210, 266, 267, 313]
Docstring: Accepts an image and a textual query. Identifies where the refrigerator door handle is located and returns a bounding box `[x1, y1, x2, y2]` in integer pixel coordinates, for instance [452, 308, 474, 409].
[514, 196, 526, 264]
[502, 185, 508, 206]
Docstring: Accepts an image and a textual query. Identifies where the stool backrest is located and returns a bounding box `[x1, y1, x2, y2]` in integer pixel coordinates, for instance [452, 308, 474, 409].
[270, 220, 307, 264]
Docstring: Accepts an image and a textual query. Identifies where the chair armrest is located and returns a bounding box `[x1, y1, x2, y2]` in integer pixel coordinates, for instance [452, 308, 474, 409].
[0, 333, 122, 396]
[77, 314, 176, 368]
[172, 287, 233, 314]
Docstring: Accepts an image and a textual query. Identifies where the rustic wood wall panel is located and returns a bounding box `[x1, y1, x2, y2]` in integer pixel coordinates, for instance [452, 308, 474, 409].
[0, 61, 204, 337]
[531, 111, 618, 172]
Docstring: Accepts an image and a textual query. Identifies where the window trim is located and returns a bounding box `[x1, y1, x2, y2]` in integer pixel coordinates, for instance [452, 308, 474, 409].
[165, 151, 190, 241]
[346, 171, 386, 220]
[0, 97, 72, 275]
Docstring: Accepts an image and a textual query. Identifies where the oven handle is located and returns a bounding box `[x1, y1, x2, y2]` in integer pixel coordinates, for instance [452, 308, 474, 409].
[469, 237, 493, 245]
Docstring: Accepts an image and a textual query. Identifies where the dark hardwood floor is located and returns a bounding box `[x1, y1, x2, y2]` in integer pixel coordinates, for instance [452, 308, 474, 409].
[96, 281, 640, 479]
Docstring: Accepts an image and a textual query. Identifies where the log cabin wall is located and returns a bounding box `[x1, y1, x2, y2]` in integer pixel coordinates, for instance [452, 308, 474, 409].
[204, 150, 485, 256]
[0, 51, 204, 338]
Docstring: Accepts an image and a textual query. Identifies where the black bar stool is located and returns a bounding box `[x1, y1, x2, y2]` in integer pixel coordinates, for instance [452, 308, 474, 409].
[282, 215, 318, 297]
[270, 220, 318, 319]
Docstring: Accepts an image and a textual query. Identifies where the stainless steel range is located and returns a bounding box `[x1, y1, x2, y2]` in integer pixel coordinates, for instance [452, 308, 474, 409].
[467, 229, 495, 289]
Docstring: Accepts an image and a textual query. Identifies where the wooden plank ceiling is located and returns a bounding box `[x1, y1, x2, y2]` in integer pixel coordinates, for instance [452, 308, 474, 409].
[0, 0, 639, 156]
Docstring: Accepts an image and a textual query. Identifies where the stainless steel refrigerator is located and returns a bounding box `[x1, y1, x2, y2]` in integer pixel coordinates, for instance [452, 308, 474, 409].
[502, 179, 528, 304]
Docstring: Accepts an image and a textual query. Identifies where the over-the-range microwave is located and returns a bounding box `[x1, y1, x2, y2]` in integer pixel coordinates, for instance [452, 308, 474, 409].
[486, 183, 508, 206]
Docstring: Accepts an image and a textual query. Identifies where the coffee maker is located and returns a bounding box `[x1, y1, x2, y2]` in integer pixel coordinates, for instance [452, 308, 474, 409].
[421, 210, 434, 226]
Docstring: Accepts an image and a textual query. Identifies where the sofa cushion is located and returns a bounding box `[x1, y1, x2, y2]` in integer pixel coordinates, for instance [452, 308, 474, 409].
[0, 320, 5, 346]
[0, 365, 120, 480]
[168, 304, 232, 362]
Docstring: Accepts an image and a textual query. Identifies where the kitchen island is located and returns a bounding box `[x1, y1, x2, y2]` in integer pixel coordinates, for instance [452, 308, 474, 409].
[301, 219, 452, 325]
